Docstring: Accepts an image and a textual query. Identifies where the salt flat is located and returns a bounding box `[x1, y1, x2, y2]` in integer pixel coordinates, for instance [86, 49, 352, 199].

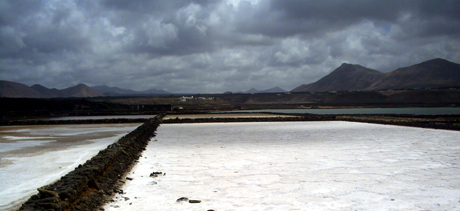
[104, 121, 460, 211]
[0, 123, 140, 211]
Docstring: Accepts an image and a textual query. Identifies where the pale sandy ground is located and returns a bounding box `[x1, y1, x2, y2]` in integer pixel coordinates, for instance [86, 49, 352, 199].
[0, 123, 140, 211]
[104, 121, 460, 211]
[164, 113, 293, 120]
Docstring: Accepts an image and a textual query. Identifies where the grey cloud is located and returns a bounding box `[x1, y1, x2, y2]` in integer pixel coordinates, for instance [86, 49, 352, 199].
[0, 0, 91, 60]
[101, 0, 213, 14]
[238, 0, 460, 39]
[270, 0, 405, 22]
[1, 0, 460, 93]
[0, 1, 45, 26]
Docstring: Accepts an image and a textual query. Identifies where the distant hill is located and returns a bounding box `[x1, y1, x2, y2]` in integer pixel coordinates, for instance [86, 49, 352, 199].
[292, 64, 383, 92]
[0, 81, 171, 98]
[246, 88, 259, 94]
[140, 88, 170, 95]
[92, 85, 137, 96]
[31, 84, 62, 97]
[292, 58, 460, 92]
[245, 87, 287, 94]
[1, 81, 102, 98]
[259, 87, 287, 93]
[0, 81, 42, 98]
[91, 85, 170, 96]
[59, 84, 103, 97]
[370, 58, 460, 90]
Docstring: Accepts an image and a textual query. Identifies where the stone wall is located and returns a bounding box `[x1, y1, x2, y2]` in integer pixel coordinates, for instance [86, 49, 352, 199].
[162, 115, 336, 124]
[19, 114, 164, 211]
[337, 115, 460, 131]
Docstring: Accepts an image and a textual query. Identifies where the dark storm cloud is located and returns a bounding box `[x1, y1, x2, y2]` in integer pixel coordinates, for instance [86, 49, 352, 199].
[0, 1, 45, 26]
[0, 0, 91, 59]
[238, 0, 460, 39]
[1, 0, 460, 93]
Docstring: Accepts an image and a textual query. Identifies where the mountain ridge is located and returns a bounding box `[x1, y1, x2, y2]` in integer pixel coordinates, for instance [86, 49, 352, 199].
[1, 82, 103, 98]
[0, 81, 42, 98]
[0, 81, 171, 98]
[292, 58, 460, 92]
[91, 85, 170, 96]
[245, 87, 287, 94]
[292, 63, 383, 92]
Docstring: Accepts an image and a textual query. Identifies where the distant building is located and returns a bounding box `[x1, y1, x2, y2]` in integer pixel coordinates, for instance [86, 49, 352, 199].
[179, 96, 194, 101]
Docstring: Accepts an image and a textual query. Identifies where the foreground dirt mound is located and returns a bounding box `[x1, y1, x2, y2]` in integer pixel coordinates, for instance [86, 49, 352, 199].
[19, 114, 164, 211]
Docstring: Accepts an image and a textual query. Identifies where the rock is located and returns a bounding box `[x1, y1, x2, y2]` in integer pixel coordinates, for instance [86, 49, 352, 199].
[126, 177, 133, 181]
[176, 197, 189, 202]
[37, 188, 59, 198]
[189, 200, 201, 203]
[88, 177, 100, 190]
[149, 172, 163, 177]
[36, 202, 60, 209]
[36, 196, 59, 203]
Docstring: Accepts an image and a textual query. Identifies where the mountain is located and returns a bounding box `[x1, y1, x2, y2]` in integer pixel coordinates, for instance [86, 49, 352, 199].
[31, 84, 61, 97]
[0, 80, 42, 98]
[91, 85, 137, 96]
[140, 88, 170, 95]
[245, 87, 286, 94]
[59, 84, 103, 97]
[292, 63, 383, 92]
[259, 87, 287, 93]
[370, 58, 460, 90]
[91, 85, 170, 96]
[0, 81, 102, 98]
[292, 58, 460, 92]
[1, 81, 168, 98]
[246, 88, 259, 94]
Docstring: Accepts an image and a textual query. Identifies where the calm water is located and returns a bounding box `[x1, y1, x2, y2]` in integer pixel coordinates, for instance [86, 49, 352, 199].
[226, 107, 460, 115]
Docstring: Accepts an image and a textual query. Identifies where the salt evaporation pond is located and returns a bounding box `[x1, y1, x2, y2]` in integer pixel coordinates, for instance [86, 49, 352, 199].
[0, 123, 140, 210]
[105, 121, 460, 211]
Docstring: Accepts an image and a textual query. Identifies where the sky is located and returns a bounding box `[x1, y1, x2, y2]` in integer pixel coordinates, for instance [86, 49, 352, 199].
[1, 0, 460, 93]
